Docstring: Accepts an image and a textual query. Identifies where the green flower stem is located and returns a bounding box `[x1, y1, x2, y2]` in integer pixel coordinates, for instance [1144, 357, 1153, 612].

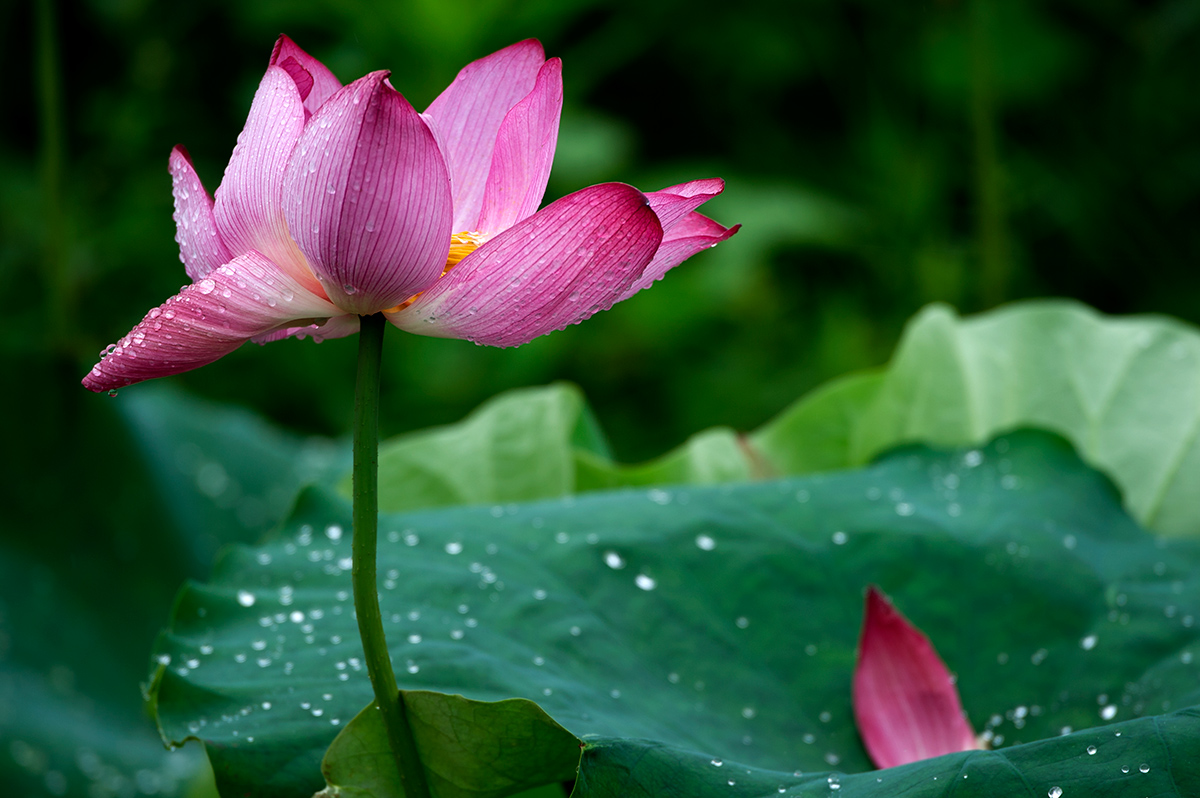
[353, 312, 431, 798]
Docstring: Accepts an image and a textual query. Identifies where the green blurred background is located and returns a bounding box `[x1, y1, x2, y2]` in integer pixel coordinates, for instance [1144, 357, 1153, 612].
[4, 0, 1200, 794]
[12, 0, 1200, 458]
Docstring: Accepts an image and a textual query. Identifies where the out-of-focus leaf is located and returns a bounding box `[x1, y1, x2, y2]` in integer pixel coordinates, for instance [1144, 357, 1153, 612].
[120, 383, 348, 564]
[0, 540, 212, 798]
[749, 371, 885, 476]
[573, 428, 754, 491]
[150, 431, 1200, 798]
[756, 301, 1200, 536]
[364, 383, 595, 513]
[365, 302, 1200, 541]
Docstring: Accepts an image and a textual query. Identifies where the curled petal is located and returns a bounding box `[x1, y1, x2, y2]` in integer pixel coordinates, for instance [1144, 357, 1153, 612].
[169, 145, 231, 281]
[647, 178, 728, 233]
[284, 71, 453, 314]
[853, 586, 979, 769]
[425, 39, 546, 232]
[475, 58, 563, 235]
[618, 213, 739, 301]
[388, 183, 662, 347]
[212, 65, 320, 295]
[82, 252, 342, 393]
[269, 35, 342, 117]
[252, 314, 360, 344]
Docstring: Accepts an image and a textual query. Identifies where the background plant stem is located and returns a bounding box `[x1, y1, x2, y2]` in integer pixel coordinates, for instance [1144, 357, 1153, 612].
[353, 313, 431, 798]
[969, 0, 1009, 307]
[35, 0, 69, 352]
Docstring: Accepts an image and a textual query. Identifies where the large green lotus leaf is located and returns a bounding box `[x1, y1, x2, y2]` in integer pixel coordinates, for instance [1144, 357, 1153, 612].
[323, 699, 1200, 798]
[574, 713, 1200, 797]
[150, 431, 1200, 797]
[754, 300, 1200, 537]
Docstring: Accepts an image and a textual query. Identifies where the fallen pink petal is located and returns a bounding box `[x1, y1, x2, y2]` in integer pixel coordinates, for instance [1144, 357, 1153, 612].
[853, 585, 981, 769]
[82, 37, 737, 394]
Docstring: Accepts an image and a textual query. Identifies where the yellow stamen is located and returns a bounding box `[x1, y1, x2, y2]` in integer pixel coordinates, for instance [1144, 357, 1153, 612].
[384, 231, 484, 313]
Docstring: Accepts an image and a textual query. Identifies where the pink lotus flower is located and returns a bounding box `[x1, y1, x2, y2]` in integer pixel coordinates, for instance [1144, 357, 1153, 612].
[853, 586, 982, 768]
[83, 37, 737, 393]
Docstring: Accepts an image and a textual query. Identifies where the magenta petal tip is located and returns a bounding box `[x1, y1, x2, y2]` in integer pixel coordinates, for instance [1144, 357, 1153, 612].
[853, 586, 980, 769]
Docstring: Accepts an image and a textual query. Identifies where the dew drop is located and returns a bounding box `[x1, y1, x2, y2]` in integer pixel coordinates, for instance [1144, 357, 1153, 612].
[635, 574, 657, 591]
[695, 534, 716, 551]
[1139, 764, 1150, 774]
[237, 590, 256, 607]
[1048, 787, 1062, 798]
[604, 551, 625, 569]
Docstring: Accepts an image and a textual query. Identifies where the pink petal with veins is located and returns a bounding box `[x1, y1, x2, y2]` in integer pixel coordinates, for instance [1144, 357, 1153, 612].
[82, 251, 342, 393]
[475, 58, 563, 236]
[388, 183, 661, 347]
[269, 35, 342, 116]
[212, 66, 319, 295]
[853, 586, 979, 769]
[618, 213, 739, 301]
[425, 39, 546, 232]
[284, 71, 453, 315]
[169, 145, 232, 281]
